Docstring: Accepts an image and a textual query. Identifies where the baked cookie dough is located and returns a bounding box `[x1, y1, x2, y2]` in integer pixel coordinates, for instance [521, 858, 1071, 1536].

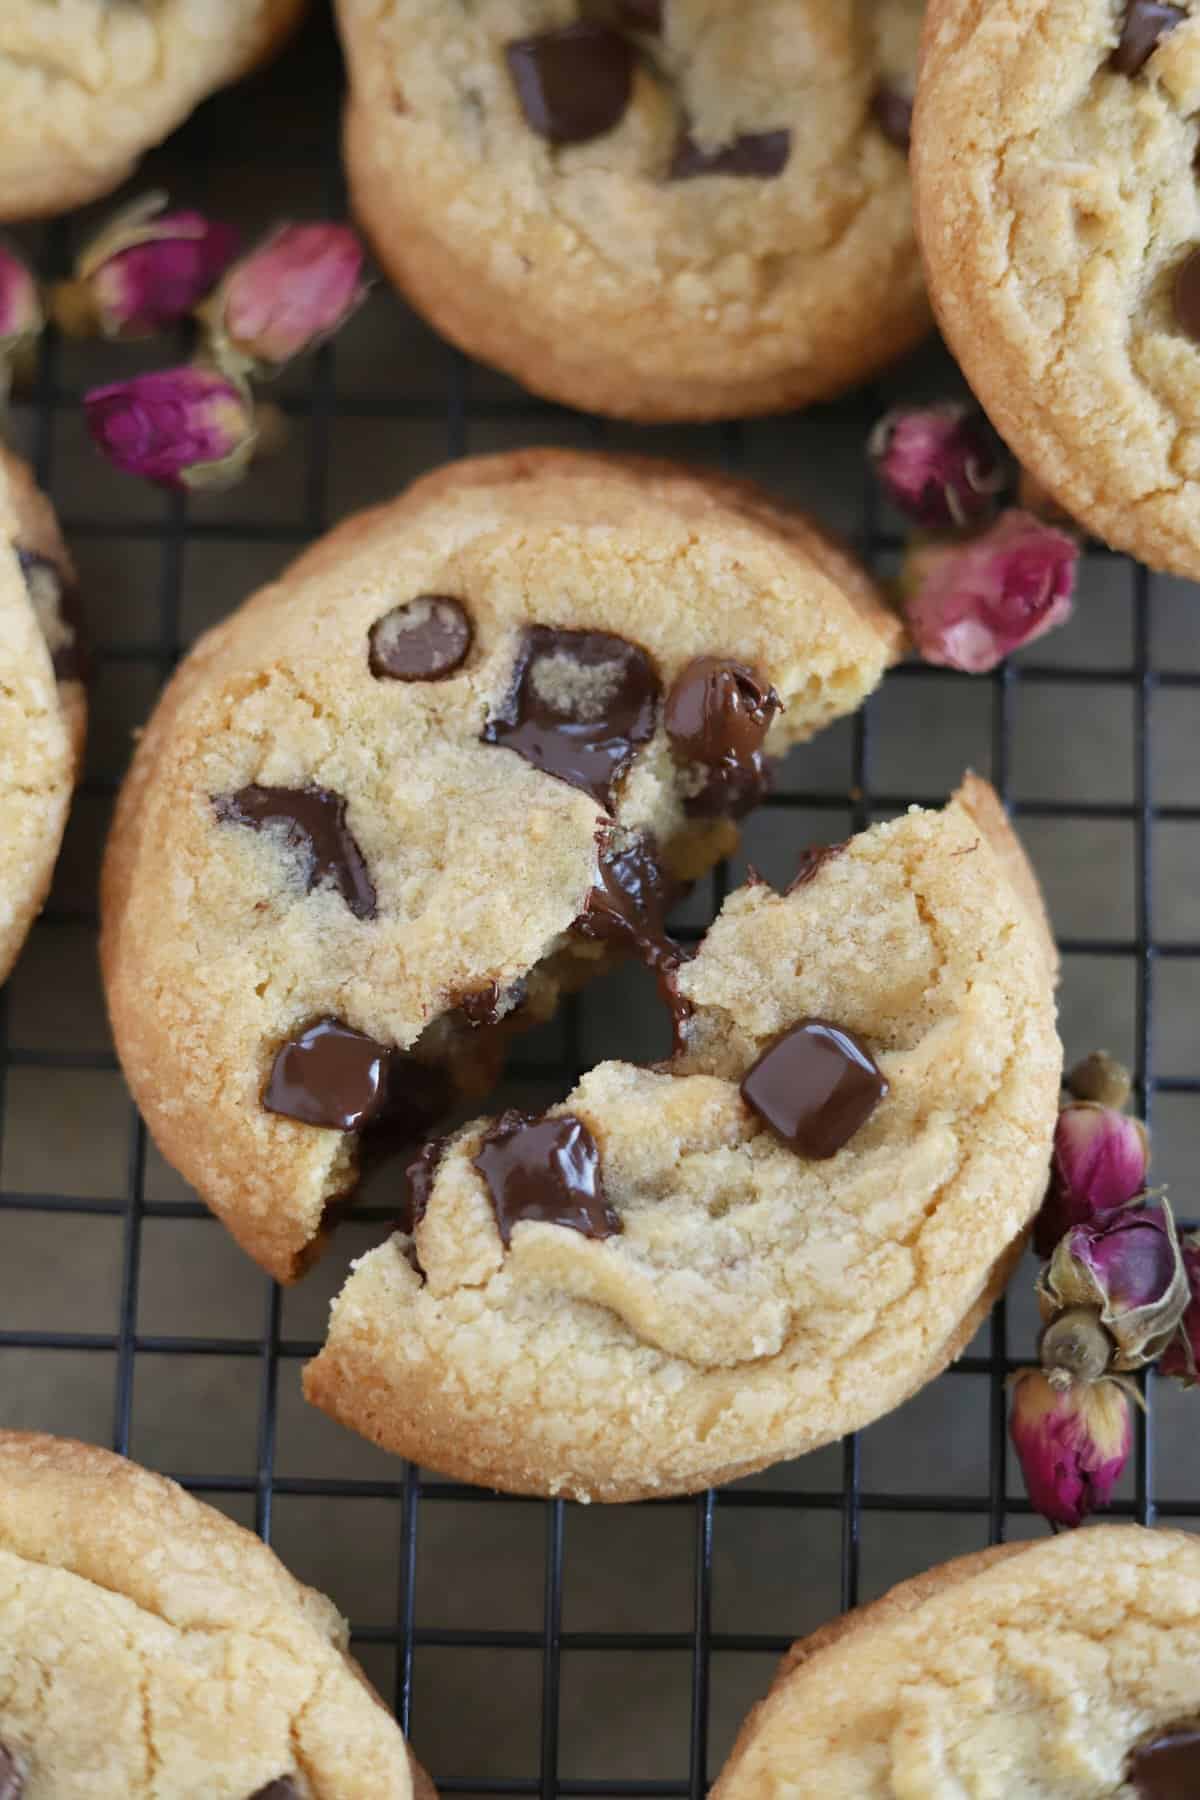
[0, 1431, 428, 1799]
[0, 1, 305, 220]
[713, 1526, 1200, 1799]
[915, 0, 1200, 577]
[304, 774, 1061, 1500]
[0, 447, 85, 986]
[335, 0, 930, 420]
[102, 448, 902, 1283]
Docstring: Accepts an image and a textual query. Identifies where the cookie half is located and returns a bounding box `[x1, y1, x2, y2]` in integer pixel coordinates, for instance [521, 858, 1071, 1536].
[0, 0, 305, 219]
[336, 0, 930, 420]
[102, 448, 902, 1283]
[713, 1526, 1200, 1797]
[0, 448, 85, 986]
[0, 1431, 428, 1798]
[915, 0, 1200, 576]
[304, 775, 1061, 1500]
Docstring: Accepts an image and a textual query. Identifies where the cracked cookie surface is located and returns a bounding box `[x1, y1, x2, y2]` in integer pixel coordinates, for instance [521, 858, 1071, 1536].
[713, 1527, 1200, 1799]
[304, 775, 1060, 1500]
[0, 1, 305, 219]
[915, 0, 1200, 576]
[335, 0, 929, 420]
[0, 448, 84, 986]
[0, 1432, 426, 1799]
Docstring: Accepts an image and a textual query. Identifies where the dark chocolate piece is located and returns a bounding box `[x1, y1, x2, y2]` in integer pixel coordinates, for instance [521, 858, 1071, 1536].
[740, 1018, 887, 1158]
[669, 129, 791, 180]
[1111, 2, 1186, 75]
[456, 978, 528, 1028]
[473, 1109, 621, 1246]
[247, 1783, 301, 1800]
[506, 24, 634, 146]
[481, 625, 659, 810]
[871, 85, 913, 150]
[785, 842, 846, 893]
[400, 1136, 446, 1235]
[576, 831, 693, 1051]
[368, 595, 472, 681]
[1128, 1727, 1200, 1799]
[0, 1746, 22, 1800]
[618, 0, 663, 27]
[214, 784, 377, 921]
[264, 1017, 447, 1138]
[664, 656, 780, 819]
[16, 547, 88, 684]
[1175, 247, 1200, 343]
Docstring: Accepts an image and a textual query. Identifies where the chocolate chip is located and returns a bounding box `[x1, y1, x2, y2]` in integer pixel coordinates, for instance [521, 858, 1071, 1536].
[399, 1136, 445, 1236]
[669, 130, 791, 180]
[871, 86, 913, 150]
[474, 1110, 621, 1247]
[481, 626, 660, 810]
[664, 656, 780, 818]
[214, 784, 377, 921]
[1111, 1, 1186, 75]
[456, 978, 528, 1028]
[368, 595, 472, 681]
[576, 831, 694, 1051]
[785, 842, 846, 893]
[1175, 246, 1200, 342]
[740, 1018, 887, 1158]
[247, 1783, 301, 1800]
[264, 1018, 447, 1140]
[16, 547, 88, 684]
[1128, 1727, 1200, 1798]
[0, 1746, 22, 1800]
[506, 24, 634, 146]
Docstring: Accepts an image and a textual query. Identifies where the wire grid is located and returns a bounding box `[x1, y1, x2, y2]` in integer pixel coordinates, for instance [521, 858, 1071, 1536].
[0, 9, 1197, 1793]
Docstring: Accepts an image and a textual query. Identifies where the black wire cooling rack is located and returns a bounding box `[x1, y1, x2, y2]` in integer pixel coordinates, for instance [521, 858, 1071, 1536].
[2, 8, 1199, 1793]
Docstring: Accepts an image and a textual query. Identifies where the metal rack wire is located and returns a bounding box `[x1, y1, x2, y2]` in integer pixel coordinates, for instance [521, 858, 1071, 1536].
[0, 9, 1197, 1795]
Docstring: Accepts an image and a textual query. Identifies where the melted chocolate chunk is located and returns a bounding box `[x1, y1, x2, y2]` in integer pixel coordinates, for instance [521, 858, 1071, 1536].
[0, 1746, 22, 1800]
[740, 1018, 887, 1158]
[264, 1017, 447, 1137]
[214, 784, 377, 921]
[1128, 1727, 1200, 1798]
[669, 129, 791, 180]
[871, 85, 913, 150]
[1175, 247, 1200, 343]
[576, 832, 694, 1051]
[664, 656, 780, 819]
[400, 1136, 446, 1235]
[456, 977, 529, 1028]
[16, 547, 88, 684]
[1111, 1, 1186, 75]
[785, 842, 846, 893]
[474, 1110, 621, 1247]
[506, 24, 634, 145]
[247, 1783, 301, 1800]
[618, 0, 663, 26]
[369, 595, 472, 681]
[481, 626, 660, 810]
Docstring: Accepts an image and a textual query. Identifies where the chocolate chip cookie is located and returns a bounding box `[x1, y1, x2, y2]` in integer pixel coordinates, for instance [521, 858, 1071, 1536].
[915, 0, 1200, 576]
[714, 1527, 1200, 1799]
[335, 0, 929, 420]
[0, 1431, 429, 1799]
[0, 448, 85, 986]
[304, 774, 1061, 1500]
[101, 448, 902, 1283]
[0, 1, 305, 219]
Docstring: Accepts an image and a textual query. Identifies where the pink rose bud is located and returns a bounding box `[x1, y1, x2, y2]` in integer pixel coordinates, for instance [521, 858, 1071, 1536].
[84, 365, 256, 492]
[869, 403, 1005, 531]
[1033, 1102, 1150, 1258]
[1160, 1239, 1200, 1387]
[1009, 1367, 1132, 1528]
[52, 194, 239, 338]
[0, 241, 42, 352]
[1038, 1200, 1188, 1370]
[211, 223, 367, 369]
[901, 509, 1078, 674]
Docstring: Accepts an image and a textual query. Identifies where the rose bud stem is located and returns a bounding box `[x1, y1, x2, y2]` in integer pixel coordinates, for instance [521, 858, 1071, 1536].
[201, 221, 368, 376]
[1065, 1049, 1133, 1112]
[84, 364, 257, 492]
[899, 509, 1078, 675]
[1032, 1101, 1150, 1259]
[50, 191, 239, 339]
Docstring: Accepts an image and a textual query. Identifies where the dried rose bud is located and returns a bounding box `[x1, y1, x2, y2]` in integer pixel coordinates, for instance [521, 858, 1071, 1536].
[84, 365, 256, 492]
[0, 240, 42, 357]
[1032, 1102, 1150, 1257]
[900, 509, 1078, 674]
[1009, 1367, 1132, 1528]
[51, 194, 239, 339]
[206, 222, 367, 371]
[1160, 1238, 1200, 1387]
[868, 403, 1004, 531]
[1038, 1199, 1188, 1370]
[1065, 1049, 1133, 1112]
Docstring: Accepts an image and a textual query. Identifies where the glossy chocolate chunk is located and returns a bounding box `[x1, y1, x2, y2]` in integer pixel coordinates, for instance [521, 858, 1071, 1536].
[475, 1110, 621, 1246]
[214, 784, 377, 920]
[871, 86, 913, 150]
[576, 832, 694, 1050]
[664, 656, 780, 818]
[669, 129, 791, 180]
[1175, 247, 1200, 343]
[1111, 1, 1186, 75]
[1128, 1727, 1200, 1798]
[456, 977, 528, 1028]
[741, 1018, 887, 1158]
[506, 24, 634, 146]
[16, 547, 88, 683]
[786, 842, 845, 893]
[265, 1017, 396, 1130]
[481, 625, 659, 809]
[369, 595, 472, 681]
[400, 1136, 445, 1235]
[247, 1783, 301, 1800]
[0, 1746, 22, 1800]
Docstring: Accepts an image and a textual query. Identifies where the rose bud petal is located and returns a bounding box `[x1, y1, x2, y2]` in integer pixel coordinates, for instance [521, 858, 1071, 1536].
[1065, 1049, 1133, 1112]
[1032, 1102, 1150, 1258]
[868, 403, 1005, 531]
[900, 509, 1078, 675]
[0, 240, 42, 354]
[1160, 1238, 1200, 1387]
[52, 193, 239, 339]
[84, 365, 256, 492]
[209, 223, 367, 369]
[1038, 1199, 1189, 1370]
[1009, 1367, 1132, 1529]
